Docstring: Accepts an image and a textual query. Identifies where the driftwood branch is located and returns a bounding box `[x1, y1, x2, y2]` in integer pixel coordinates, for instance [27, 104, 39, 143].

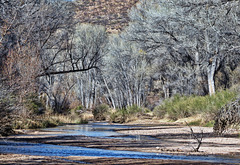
[185, 121, 203, 152]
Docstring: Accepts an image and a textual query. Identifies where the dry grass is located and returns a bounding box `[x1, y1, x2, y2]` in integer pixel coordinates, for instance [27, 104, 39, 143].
[13, 113, 91, 130]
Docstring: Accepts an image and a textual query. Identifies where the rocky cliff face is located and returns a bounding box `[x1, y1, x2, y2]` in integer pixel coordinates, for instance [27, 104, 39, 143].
[75, 0, 139, 33]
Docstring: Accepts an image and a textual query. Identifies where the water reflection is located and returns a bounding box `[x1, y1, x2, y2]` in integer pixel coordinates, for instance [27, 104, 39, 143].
[42, 122, 130, 138]
[41, 122, 158, 141]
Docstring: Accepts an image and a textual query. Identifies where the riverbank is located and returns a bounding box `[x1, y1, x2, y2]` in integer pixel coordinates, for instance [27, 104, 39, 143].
[3, 121, 240, 157]
[7, 122, 240, 157]
[118, 120, 240, 157]
[1, 121, 240, 164]
[0, 153, 226, 164]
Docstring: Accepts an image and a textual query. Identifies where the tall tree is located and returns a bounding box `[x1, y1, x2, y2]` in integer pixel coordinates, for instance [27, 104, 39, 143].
[39, 24, 108, 111]
[103, 34, 151, 108]
[0, 0, 75, 97]
[125, 0, 240, 96]
[1, 1, 108, 113]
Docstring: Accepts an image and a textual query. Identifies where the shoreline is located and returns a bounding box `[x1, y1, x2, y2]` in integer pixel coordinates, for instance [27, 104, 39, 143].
[4, 121, 240, 157]
[1, 121, 240, 164]
[0, 153, 226, 165]
[117, 120, 240, 157]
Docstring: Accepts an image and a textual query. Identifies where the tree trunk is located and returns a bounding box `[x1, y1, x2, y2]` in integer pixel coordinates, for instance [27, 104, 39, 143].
[103, 78, 116, 109]
[195, 51, 204, 95]
[163, 80, 170, 99]
[207, 57, 217, 96]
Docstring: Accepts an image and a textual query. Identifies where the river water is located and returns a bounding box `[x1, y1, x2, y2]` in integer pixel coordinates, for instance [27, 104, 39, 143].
[0, 122, 240, 164]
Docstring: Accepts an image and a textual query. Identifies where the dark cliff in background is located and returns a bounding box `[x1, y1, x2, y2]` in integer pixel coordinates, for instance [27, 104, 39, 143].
[75, 0, 139, 33]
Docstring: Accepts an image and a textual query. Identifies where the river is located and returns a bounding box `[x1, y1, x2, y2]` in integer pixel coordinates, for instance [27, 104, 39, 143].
[0, 122, 240, 164]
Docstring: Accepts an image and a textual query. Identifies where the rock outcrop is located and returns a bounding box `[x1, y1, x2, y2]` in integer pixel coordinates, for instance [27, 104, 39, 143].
[75, 0, 139, 32]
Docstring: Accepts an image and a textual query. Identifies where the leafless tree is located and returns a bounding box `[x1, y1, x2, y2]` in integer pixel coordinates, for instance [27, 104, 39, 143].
[39, 24, 108, 111]
[1, 0, 108, 112]
[0, 0, 75, 97]
[102, 34, 151, 108]
[125, 0, 240, 96]
[39, 24, 107, 77]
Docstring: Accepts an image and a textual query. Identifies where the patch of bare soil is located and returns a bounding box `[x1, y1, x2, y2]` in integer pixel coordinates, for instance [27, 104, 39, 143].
[117, 123, 240, 157]
[67, 156, 226, 165]
[0, 153, 73, 164]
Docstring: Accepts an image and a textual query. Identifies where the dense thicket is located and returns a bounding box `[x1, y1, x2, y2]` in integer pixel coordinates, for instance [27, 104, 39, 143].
[1, 0, 75, 117]
[97, 0, 239, 110]
[124, 0, 240, 97]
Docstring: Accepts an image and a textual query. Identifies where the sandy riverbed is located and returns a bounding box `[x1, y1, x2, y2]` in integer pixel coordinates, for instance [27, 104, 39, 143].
[0, 121, 240, 164]
[117, 122, 240, 156]
[0, 153, 227, 164]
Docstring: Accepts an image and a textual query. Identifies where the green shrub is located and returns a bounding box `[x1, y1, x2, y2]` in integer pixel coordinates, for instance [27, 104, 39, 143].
[110, 109, 127, 123]
[188, 120, 202, 126]
[92, 104, 109, 121]
[110, 105, 145, 123]
[70, 105, 84, 115]
[126, 105, 143, 115]
[41, 119, 58, 128]
[204, 120, 215, 127]
[74, 118, 88, 124]
[144, 108, 151, 113]
[24, 93, 45, 115]
[153, 105, 167, 119]
[153, 89, 237, 122]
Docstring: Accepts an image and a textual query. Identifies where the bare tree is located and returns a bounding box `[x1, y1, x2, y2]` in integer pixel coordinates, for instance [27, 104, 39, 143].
[39, 24, 108, 111]
[103, 34, 151, 108]
[214, 97, 240, 134]
[1, 0, 109, 112]
[39, 24, 107, 77]
[0, 0, 75, 97]
[125, 0, 240, 96]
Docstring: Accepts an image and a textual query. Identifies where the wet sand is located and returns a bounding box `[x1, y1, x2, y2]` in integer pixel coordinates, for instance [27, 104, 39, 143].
[117, 123, 240, 156]
[1, 122, 240, 164]
[8, 122, 240, 156]
[0, 154, 227, 164]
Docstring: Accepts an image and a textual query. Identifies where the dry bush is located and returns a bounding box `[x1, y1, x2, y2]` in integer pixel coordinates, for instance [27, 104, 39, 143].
[92, 104, 109, 121]
[213, 97, 240, 134]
